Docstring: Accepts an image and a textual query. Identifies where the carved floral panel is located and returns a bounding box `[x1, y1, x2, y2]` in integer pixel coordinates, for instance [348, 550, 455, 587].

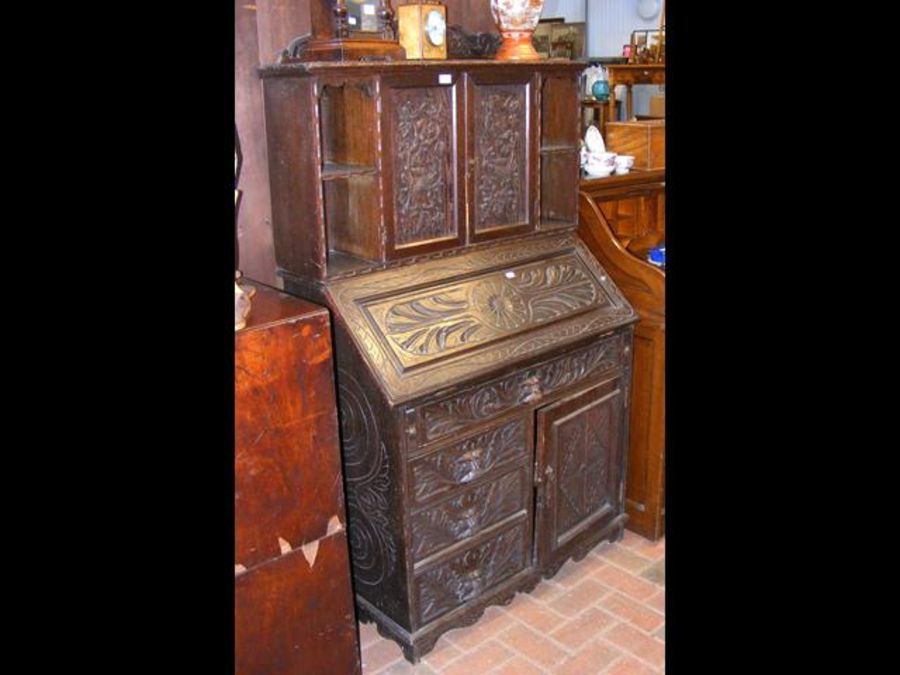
[391, 86, 456, 246]
[473, 84, 527, 231]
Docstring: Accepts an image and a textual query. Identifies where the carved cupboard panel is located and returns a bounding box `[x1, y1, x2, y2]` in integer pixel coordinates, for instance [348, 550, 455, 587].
[383, 74, 465, 257]
[466, 70, 536, 241]
[535, 377, 628, 575]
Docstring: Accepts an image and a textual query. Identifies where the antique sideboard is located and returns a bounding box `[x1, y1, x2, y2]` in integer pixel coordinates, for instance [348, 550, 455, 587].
[259, 59, 639, 661]
[579, 169, 665, 540]
[235, 284, 361, 674]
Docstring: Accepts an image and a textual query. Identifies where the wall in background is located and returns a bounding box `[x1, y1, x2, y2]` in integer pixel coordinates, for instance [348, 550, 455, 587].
[588, 1, 664, 118]
[542, 1, 665, 118]
[542, 0, 586, 22]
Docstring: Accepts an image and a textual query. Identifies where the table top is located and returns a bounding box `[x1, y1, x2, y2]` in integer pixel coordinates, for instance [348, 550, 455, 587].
[238, 280, 328, 333]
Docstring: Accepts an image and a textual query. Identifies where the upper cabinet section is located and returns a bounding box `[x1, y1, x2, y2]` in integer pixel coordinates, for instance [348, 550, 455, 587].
[260, 61, 583, 283]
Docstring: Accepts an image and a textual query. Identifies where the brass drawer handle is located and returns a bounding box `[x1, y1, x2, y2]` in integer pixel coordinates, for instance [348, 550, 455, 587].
[522, 376, 543, 403]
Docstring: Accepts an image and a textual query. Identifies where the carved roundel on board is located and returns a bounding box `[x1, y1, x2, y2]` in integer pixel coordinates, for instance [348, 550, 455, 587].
[470, 278, 529, 331]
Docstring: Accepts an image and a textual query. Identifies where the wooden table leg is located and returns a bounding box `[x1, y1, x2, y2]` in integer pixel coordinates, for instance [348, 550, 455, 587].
[626, 84, 633, 121]
[606, 87, 617, 132]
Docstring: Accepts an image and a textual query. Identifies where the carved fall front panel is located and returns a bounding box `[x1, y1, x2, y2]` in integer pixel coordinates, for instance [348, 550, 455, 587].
[362, 254, 604, 369]
[473, 84, 527, 231]
[391, 87, 456, 246]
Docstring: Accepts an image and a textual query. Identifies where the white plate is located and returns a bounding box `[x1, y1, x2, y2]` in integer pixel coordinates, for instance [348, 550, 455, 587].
[584, 125, 605, 154]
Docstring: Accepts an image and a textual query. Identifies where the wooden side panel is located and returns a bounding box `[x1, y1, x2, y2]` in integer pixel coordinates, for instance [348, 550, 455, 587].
[332, 323, 414, 631]
[263, 77, 326, 279]
[235, 286, 360, 673]
[541, 75, 580, 148]
[577, 189, 665, 539]
[235, 304, 345, 569]
[540, 150, 579, 226]
[235, 532, 360, 675]
[324, 174, 382, 260]
[624, 323, 665, 540]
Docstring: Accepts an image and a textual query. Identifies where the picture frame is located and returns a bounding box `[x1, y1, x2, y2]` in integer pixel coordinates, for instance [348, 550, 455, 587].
[629, 28, 665, 63]
[548, 22, 586, 60]
[532, 21, 554, 59]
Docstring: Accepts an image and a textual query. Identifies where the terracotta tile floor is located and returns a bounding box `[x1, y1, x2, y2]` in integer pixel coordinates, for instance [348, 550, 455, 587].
[358, 531, 665, 674]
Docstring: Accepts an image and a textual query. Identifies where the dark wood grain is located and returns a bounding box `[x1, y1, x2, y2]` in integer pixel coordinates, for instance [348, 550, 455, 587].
[235, 532, 360, 675]
[235, 284, 361, 673]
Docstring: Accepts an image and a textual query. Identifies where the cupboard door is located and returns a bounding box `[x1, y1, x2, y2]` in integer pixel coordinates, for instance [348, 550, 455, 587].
[382, 72, 466, 258]
[535, 377, 626, 570]
[466, 70, 537, 243]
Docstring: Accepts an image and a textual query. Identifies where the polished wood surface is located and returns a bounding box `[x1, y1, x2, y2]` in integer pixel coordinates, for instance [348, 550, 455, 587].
[578, 173, 665, 541]
[263, 59, 639, 662]
[235, 283, 361, 674]
[604, 120, 665, 171]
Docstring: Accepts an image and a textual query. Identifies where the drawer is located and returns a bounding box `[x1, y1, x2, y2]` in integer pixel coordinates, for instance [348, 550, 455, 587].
[420, 331, 624, 443]
[415, 518, 528, 624]
[410, 466, 528, 562]
[409, 417, 528, 505]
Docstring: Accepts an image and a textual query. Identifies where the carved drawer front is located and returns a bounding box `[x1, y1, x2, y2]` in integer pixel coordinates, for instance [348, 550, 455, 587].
[410, 466, 527, 562]
[420, 331, 624, 443]
[414, 519, 528, 625]
[409, 417, 528, 505]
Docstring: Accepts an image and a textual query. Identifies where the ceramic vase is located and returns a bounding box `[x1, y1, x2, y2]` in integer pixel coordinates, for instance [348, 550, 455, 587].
[591, 79, 610, 102]
[490, 0, 544, 61]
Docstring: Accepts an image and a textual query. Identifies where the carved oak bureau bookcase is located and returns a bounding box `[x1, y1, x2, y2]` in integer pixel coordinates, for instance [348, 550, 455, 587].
[259, 59, 639, 662]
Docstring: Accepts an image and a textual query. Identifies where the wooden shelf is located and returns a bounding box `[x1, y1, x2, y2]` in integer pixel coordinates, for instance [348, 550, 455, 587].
[540, 144, 577, 153]
[322, 162, 378, 180]
[327, 250, 378, 276]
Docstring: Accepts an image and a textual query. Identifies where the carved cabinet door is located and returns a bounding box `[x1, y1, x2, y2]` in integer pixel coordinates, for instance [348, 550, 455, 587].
[465, 70, 538, 243]
[381, 72, 466, 259]
[534, 376, 627, 571]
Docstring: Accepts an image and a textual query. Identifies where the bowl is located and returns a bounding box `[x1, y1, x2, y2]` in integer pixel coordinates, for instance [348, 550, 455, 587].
[584, 161, 614, 177]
